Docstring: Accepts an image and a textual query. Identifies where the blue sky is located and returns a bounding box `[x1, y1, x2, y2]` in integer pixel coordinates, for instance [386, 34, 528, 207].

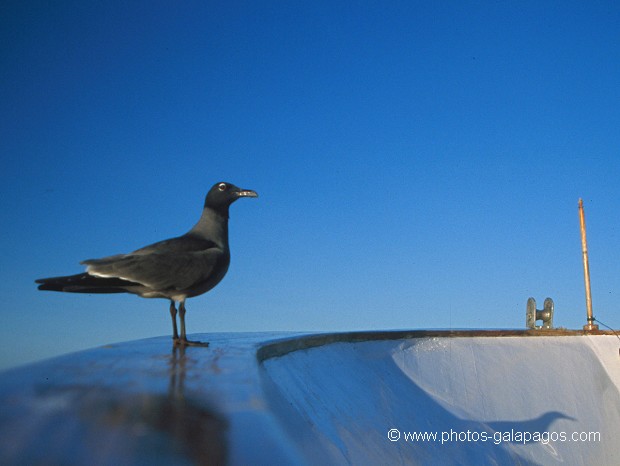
[1, 1, 619, 370]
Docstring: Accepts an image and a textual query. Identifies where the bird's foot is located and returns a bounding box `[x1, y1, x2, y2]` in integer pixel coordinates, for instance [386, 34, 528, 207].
[173, 337, 209, 347]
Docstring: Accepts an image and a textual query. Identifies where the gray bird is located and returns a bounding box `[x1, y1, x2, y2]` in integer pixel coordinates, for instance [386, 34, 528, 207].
[36, 181, 258, 346]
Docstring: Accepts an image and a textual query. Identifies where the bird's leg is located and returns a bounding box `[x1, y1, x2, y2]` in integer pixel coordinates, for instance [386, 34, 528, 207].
[179, 301, 188, 341]
[176, 301, 209, 347]
[170, 300, 179, 342]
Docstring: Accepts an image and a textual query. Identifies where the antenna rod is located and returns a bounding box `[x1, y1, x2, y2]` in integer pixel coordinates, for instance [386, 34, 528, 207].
[579, 198, 598, 331]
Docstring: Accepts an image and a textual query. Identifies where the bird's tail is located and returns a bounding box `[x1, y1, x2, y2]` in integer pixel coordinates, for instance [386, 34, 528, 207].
[35, 273, 135, 294]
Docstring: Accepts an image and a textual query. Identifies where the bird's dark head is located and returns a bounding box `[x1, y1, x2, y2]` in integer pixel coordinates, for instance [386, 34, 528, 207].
[205, 182, 258, 214]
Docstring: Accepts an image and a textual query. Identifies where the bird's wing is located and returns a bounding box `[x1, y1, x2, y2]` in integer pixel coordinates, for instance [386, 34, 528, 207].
[130, 234, 218, 255]
[81, 237, 224, 291]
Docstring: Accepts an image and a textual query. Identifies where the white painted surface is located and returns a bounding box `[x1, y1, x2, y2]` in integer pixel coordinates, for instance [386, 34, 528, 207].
[1, 332, 618, 465]
[262, 335, 620, 465]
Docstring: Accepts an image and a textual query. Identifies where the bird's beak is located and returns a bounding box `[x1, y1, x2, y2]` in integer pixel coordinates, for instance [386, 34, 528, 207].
[236, 189, 258, 198]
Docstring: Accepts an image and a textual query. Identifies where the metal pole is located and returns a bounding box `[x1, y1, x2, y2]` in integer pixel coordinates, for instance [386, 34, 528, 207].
[578, 198, 598, 331]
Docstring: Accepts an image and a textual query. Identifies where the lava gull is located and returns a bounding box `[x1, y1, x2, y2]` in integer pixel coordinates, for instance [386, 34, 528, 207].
[36, 181, 258, 346]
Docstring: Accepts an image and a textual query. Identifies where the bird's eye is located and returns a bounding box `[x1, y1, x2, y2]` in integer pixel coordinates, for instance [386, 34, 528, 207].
[218, 183, 227, 191]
